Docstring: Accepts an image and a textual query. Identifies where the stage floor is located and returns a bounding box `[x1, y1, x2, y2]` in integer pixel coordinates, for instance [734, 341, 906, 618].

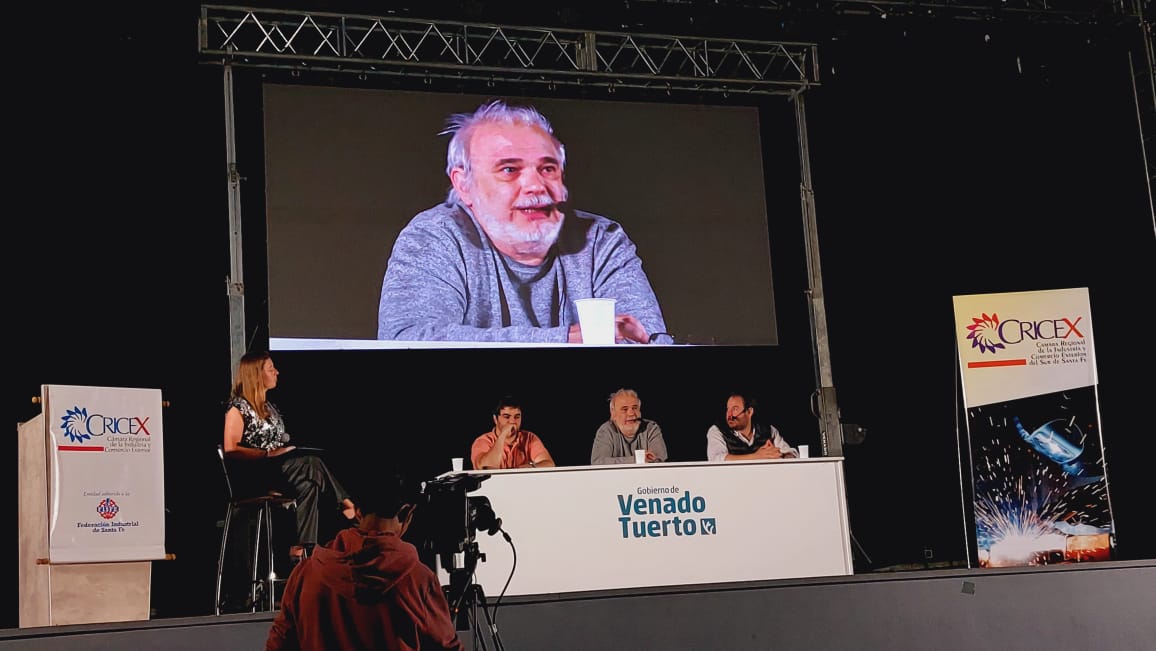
[2, 560, 1153, 651]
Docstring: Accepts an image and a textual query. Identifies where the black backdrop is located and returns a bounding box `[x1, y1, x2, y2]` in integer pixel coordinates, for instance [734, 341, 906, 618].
[10, 3, 1154, 626]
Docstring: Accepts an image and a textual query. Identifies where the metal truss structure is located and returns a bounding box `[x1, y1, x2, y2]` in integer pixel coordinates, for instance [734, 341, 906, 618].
[198, 5, 820, 96]
[632, 0, 1138, 26]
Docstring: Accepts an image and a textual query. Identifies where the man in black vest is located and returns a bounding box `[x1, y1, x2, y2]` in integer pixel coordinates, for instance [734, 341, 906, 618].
[706, 392, 798, 462]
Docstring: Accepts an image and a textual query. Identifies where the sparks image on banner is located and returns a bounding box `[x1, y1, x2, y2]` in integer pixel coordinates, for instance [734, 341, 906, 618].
[952, 288, 1115, 568]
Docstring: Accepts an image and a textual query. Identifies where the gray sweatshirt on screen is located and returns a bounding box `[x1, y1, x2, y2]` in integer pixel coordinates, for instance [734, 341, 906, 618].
[377, 201, 666, 343]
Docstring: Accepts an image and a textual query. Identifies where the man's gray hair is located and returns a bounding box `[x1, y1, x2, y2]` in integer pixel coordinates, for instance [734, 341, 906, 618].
[608, 388, 641, 412]
[441, 99, 567, 204]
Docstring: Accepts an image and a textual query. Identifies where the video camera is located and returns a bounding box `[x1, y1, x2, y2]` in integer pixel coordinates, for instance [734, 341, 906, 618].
[420, 473, 509, 634]
[419, 473, 502, 563]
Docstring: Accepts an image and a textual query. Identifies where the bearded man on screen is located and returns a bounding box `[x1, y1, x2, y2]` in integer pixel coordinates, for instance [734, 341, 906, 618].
[377, 99, 666, 344]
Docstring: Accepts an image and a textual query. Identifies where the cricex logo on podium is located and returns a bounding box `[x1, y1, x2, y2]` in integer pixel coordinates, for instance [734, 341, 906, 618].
[616, 487, 717, 539]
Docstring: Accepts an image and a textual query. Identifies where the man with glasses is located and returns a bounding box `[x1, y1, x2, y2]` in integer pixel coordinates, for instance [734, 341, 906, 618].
[706, 392, 798, 462]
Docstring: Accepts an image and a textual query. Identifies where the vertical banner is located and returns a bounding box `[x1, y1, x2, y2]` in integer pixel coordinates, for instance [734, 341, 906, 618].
[43, 385, 166, 563]
[953, 288, 1114, 568]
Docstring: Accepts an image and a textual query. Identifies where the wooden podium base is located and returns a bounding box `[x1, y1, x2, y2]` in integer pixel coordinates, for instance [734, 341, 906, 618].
[18, 413, 153, 628]
[22, 561, 152, 627]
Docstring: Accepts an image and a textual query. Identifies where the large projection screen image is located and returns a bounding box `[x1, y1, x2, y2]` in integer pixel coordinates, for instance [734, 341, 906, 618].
[262, 84, 782, 349]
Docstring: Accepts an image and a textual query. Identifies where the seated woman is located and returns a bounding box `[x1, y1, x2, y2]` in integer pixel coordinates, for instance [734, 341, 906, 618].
[223, 350, 356, 561]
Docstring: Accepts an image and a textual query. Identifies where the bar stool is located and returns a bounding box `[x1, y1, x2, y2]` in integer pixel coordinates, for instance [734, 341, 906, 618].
[214, 444, 297, 615]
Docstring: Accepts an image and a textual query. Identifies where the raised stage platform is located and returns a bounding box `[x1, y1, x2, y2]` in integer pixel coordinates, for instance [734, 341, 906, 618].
[1, 560, 1152, 650]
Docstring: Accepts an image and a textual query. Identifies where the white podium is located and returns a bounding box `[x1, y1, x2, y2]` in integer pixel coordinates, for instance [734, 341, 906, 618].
[440, 458, 853, 597]
[17, 385, 167, 628]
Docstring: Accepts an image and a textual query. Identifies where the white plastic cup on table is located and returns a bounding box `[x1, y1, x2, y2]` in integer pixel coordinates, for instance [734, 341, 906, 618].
[797, 445, 810, 459]
[574, 298, 616, 345]
[634, 449, 647, 464]
[451, 457, 464, 472]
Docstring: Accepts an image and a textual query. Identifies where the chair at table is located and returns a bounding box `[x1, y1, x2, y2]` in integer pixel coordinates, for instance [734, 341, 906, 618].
[213, 444, 298, 615]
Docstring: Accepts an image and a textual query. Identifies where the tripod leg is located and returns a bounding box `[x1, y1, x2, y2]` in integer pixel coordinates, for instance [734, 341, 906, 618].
[466, 589, 489, 651]
[472, 585, 504, 651]
[850, 529, 873, 568]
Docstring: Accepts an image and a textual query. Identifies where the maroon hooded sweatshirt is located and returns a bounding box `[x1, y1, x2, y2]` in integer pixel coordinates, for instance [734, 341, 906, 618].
[266, 527, 464, 651]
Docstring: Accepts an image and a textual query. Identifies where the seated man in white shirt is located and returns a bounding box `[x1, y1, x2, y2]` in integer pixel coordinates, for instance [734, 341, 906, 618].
[706, 392, 798, 461]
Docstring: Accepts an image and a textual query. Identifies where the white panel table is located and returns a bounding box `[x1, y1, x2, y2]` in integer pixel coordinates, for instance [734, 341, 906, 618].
[436, 458, 853, 597]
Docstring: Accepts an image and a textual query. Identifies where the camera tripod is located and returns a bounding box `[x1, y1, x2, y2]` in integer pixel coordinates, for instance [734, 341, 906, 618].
[444, 544, 505, 651]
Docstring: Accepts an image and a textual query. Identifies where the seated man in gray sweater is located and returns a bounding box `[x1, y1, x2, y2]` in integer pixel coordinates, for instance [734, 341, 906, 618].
[591, 388, 669, 465]
[377, 99, 666, 344]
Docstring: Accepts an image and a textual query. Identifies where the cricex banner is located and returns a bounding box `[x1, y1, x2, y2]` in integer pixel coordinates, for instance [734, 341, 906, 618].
[953, 288, 1114, 568]
[43, 384, 166, 563]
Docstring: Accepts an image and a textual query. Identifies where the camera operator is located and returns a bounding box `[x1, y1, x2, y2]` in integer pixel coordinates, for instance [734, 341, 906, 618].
[266, 472, 464, 651]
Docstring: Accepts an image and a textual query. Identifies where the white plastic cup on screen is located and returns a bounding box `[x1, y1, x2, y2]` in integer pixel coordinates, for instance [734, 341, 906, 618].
[451, 457, 464, 472]
[797, 445, 810, 459]
[574, 298, 616, 345]
[635, 449, 647, 464]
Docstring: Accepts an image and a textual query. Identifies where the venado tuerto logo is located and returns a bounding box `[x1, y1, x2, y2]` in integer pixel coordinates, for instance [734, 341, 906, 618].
[617, 485, 717, 538]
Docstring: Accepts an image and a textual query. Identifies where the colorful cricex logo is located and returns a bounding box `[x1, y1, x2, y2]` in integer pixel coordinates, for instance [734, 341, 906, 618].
[964, 312, 1084, 355]
[966, 313, 1006, 354]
